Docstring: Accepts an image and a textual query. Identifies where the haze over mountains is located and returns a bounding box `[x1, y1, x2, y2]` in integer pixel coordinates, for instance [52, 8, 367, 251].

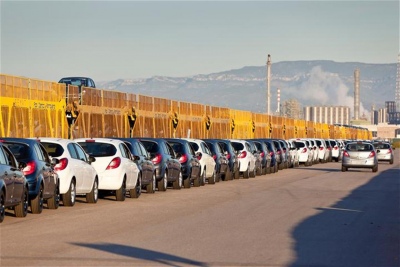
[97, 60, 396, 116]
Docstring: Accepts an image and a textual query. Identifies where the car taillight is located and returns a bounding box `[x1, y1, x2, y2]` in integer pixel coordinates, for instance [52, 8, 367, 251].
[301, 148, 307, 153]
[196, 153, 202, 161]
[238, 151, 247, 158]
[179, 154, 188, 164]
[260, 152, 265, 158]
[328, 147, 331, 150]
[283, 148, 286, 153]
[387, 148, 392, 154]
[334, 146, 338, 150]
[54, 158, 68, 171]
[226, 153, 231, 159]
[106, 157, 121, 170]
[277, 149, 281, 155]
[343, 151, 350, 157]
[23, 161, 36, 176]
[368, 151, 375, 158]
[212, 155, 217, 160]
[151, 153, 162, 165]
[319, 147, 324, 150]
[269, 151, 274, 157]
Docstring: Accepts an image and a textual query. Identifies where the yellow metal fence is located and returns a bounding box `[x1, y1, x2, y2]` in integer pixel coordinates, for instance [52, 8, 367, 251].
[0, 74, 372, 140]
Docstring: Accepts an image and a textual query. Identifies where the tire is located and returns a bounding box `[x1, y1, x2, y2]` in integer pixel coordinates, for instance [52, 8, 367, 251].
[234, 167, 240, 179]
[274, 164, 278, 173]
[115, 179, 126, 201]
[256, 166, 263, 176]
[335, 157, 339, 162]
[372, 165, 378, 173]
[157, 171, 168, 191]
[193, 172, 201, 187]
[225, 168, 231, 181]
[146, 173, 156, 193]
[86, 179, 98, 203]
[0, 190, 5, 223]
[173, 171, 182, 189]
[15, 187, 29, 218]
[390, 159, 394, 165]
[200, 169, 206, 186]
[130, 173, 142, 198]
[208, 169, 216, 184]
[183, 172, 191, 188]
[278, 163, 284, 170]
[63, 180, 76, 207]
[250, 166, 256, 178]
[243, 165, 250, 179]
[266, 166, 271, 174]
[341, 166, 347, 172]
[31, 184, 44, 214]
[47, 183, 60, 210]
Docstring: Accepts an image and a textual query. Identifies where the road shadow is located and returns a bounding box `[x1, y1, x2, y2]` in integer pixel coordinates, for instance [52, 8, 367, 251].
[289, 167, 400, 267]
[71, 242, 208, 267]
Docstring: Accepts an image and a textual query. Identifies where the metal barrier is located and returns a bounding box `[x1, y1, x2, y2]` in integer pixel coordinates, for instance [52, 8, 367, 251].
[0, 74, 372, 140]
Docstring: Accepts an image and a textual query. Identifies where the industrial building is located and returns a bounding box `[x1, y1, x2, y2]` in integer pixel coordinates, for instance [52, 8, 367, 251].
[303, 106, 350, 125]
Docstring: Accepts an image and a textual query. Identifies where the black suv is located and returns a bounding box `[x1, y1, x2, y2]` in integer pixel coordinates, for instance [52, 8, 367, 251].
[1, 138, 60, 214]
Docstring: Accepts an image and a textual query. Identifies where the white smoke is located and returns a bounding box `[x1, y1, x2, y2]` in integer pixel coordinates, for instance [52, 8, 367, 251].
[294, 66, 370, 119]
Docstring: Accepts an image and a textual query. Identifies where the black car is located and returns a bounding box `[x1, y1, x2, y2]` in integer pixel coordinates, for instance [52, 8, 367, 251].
[166, 138, 201, 188]
[139, 138, 182, 191]
[245, 140, 263, 176]
[59, 77, 96, 88]
[1, 138, 60, 214]
[203, 139, 229, 181]
[116, 138, 156, 193]
[271, 139, 286, 170]
[210, 139, 240, 179]
[277, 139, 291, 168]
[0, 143, 29, 223]
[248, 139, 271, 175]
[256, 139, 278, 173]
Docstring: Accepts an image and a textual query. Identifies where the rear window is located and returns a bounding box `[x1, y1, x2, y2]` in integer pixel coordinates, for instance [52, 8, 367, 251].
[231, 142, 244, 151]
[140, 141, 159, 153]
[3, 143, 30, 160]
[41, 142, 64, 157]
[294, 142, 305, 148]
[373, 143, 390, 149]
[346, 144, 373, 152]
[169, 142, 184, 153]
[78, 142, 116, 157]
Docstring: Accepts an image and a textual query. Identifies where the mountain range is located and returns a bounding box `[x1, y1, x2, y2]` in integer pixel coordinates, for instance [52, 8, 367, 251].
[97, 60, 397, 116]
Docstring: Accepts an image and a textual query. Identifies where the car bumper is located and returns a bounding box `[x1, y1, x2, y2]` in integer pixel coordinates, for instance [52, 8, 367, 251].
[342, 157, 376, 168]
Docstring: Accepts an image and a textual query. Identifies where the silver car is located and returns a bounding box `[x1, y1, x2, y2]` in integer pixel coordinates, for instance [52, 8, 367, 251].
[342, 141, 378, 172]
[372, 141, 394, 164]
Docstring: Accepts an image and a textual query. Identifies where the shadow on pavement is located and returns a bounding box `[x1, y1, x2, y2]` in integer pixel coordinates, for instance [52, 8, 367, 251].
[71, 242, 208, 267]
[289, 167, 400, 267]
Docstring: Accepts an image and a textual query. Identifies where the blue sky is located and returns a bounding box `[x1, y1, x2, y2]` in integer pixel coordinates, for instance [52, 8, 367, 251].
[1, 1, 398, 82]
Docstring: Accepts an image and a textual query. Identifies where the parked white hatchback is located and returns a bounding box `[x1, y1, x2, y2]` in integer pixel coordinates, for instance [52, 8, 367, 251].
[181, 138, 217, 185]
[230, 139, 257, 178]
[76, 138, 140, 201]
[38, 138, 99, 206]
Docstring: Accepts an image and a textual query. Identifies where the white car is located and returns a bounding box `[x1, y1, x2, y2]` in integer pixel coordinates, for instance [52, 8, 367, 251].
[314, 138, 329, 163]
[286, 140, 299, 167]
[38, 138, 99, 206]
[181, 138, 216, 185]
[328, 139, 341, 162]
[75, 138, 140, 201]
[230, 139, 257, 178]
[291, 140, 313, 166]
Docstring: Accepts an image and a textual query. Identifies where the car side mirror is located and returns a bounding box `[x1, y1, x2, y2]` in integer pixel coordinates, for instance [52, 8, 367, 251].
[88, 155, 96, 163]
[376, 150, 380, 153]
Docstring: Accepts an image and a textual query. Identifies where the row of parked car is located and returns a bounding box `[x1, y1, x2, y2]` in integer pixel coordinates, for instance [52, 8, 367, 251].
[0, 136, 379, 223]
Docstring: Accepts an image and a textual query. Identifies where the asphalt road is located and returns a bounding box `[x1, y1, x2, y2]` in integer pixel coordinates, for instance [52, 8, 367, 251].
[1, 151, 399, 267]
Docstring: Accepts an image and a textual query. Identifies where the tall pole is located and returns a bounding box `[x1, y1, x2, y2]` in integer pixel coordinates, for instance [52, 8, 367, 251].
[267, 54, 271, 114]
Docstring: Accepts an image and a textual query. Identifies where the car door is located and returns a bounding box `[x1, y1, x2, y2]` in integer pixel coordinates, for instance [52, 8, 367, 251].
[0, 147, 14, 205]
[119, 143, 138, 189]
[137, 141, 153, 180]
[165, 142, 181, 179]
[201, 141, 215, 177]
[72, 143, 94, 192]
[34, 142, 56, 198]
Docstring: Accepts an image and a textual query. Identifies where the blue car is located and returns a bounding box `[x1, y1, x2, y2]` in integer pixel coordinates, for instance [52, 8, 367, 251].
[1, 138, 60, 214]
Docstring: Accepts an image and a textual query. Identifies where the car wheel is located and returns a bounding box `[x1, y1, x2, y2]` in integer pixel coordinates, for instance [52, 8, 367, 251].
[14, 187, 29, 218]
[372, 165, 378, 173]
[31, 184, 44, 214]
[335, 157, 339, 162]
[63, 180, 76, 207]
[225, 167, 231, 181]
[158, 171, 168, 191]
[390, 159, 394, 165]
[234, 166, 240, 179]
[243, 165, 250, 179]
[250, 166, 256, 178]
[173, 171, 182, 189]
[193, 172, 201, 187]
[341, 166, 347, 172]
[0, 190, 5, 223]
[208, 168, 216, 184]
[183, 172, 191, 188]
[86, 178, 98, 203]
[130, 173, 142, 198]
[115, 179, 126, 201]
[257, 166, 263, 176]
[47, 183, 60, 210]
[146, 173, 156, 193]
[201, 169, 206, 186]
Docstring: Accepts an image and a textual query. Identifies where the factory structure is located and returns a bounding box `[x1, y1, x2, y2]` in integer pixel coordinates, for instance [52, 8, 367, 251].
[303, 106, 350, 125]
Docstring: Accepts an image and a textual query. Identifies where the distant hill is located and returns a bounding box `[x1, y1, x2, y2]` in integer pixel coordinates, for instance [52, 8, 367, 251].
[97, 60, 396, 115]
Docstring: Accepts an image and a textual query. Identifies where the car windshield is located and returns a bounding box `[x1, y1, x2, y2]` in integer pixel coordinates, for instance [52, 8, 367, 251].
[347, 144, 373, 152]
[59, 78, 86, 87]
[41, 142, 64, 157]
[78, 142, 116, 157]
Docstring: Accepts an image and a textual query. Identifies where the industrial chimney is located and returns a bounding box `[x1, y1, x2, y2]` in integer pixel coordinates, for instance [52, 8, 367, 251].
[354, 68, 360, 120]
[276, 88, 280, 114]
[266, 54, 271, 114]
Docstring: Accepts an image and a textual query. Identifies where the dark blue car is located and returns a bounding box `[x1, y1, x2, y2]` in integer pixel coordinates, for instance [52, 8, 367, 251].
[203, 139, 230, 181]
[1, 138, 60, 214]
[139, 138, 182, 191]
[166, 138, 201, 188]
[255, 139, 278, 174]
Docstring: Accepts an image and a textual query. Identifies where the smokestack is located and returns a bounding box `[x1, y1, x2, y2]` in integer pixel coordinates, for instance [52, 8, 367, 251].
[276, 88, 280, 114]
[354, 68, 360, 120]
[266, 54, 271, 114]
